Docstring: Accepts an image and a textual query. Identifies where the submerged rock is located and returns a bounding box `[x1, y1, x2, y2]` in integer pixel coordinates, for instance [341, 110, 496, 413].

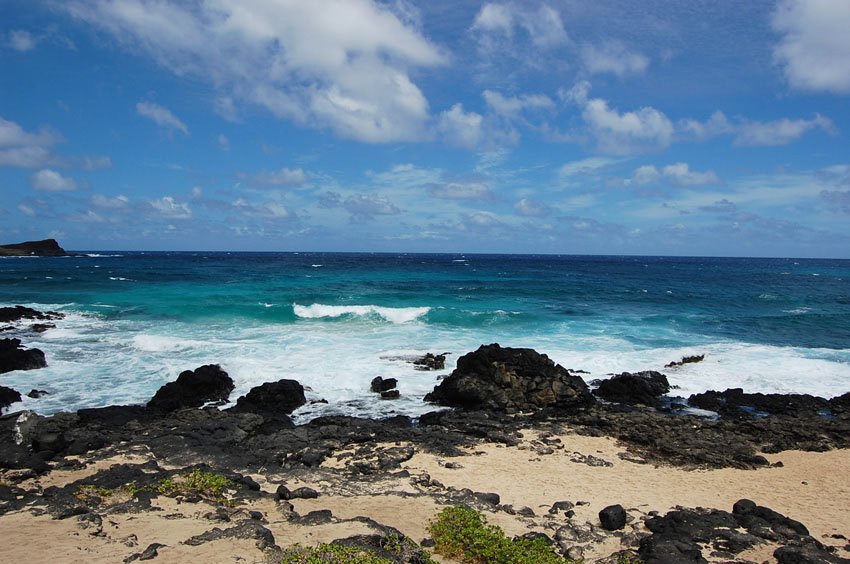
[147, 365, 234, 412]
[0, 338, 47, 374]
[594, 371, 671, 406]
[413, 353, 446, 370]
[0, 306, 64, 324]
[424, 343, 594, 413]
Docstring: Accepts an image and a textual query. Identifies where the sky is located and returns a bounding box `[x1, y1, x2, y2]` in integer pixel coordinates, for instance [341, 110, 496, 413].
[1, 0, 849, 257]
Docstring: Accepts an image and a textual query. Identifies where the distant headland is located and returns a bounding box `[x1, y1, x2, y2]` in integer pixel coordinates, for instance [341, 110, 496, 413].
[0, 239, 68, 257]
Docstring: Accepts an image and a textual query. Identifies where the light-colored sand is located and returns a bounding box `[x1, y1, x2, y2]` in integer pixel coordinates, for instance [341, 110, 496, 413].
[1, 430, 848, 563]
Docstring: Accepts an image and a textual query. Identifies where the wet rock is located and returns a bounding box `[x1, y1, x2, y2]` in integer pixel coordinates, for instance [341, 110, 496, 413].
[0, 338, 47, 373]
[424, 343, 594, 412]
[26, 389, 49, 399]
[688, 388, 830, 417]
[599, 504, 627, 530]
[380, 390, 400, 400]
[232, 379, 305, 416]
[594, 371, 671, 406]
[0, 306, 64, 323]
[0, 386, 22, 410]
[29, 323, 55, 333]
[147, 365, 234, 412]
[370, 377, 398, 393]
[413, 353, 446, 370]
[665, 354, 705, 368]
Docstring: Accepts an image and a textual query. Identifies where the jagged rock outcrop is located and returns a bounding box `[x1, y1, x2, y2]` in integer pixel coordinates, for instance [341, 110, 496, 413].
[147, 365, 234, 412]
[0, 386, 22, 410]
[232, 379, 306, 418]
[424, 343, 594, 413]
[0, 338, 47, 374]
[594, 371, 671, 406]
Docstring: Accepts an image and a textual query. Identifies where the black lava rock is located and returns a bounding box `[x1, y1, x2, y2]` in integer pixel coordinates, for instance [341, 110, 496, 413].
[147, 364, 234, 412]
[594, 371, 671, 406]
[0, 338, 47, 374]
[0, 386, 22, 410]
[370, 377, 398, 393]
[232, 379, 306, 416]
[425, 343, 594, 413]
[599, 504, 627, 530]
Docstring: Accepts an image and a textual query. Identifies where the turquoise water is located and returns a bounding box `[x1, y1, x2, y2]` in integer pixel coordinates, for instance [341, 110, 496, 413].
[2, 252, 849, 419]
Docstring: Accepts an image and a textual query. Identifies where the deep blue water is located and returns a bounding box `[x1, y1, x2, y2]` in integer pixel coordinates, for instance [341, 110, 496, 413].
[2, 252, 849, 418]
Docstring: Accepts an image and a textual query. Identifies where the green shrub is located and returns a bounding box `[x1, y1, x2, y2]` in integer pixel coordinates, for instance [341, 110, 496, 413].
[428, 505, 569, 564]
[279, 543, 394, 563]
[157, 468, 233, 500]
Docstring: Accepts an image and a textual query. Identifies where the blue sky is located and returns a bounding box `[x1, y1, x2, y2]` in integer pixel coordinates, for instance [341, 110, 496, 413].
[1, 0, 849, 256]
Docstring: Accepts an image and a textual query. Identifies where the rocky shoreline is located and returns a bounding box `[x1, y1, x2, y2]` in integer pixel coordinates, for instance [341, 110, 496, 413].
[1, 307, 849, 563]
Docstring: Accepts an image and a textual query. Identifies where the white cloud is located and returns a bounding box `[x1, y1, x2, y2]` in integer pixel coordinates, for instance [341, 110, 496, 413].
[631, 163, 720, 186]
[437, 104, 483, 149]
[514, 198, 550, 217]
[217, 134, 230, 151]
[678, 111, 733, 140]
[734, 114, 835, 146]
[0, 116, 60, 147]
[233, 198, 291, 219]
[581, 97, 674, 155]
[79, 155, 112, 170]
[344, 193, 401, 220]
[471, 3, 567, 51]
[581, 41, 649, 77]
[91, 194, 129, 209]
[67, 0, 446, 143]
[632, 165, 661, 185]
[772, 0, 850, 94]
[8, 30, 36, 52]
[483, 90, 554, 116]
[248, 167, 308, 187]
[0, 146, 52, 168]
[559, 157, 621, 178]
[135, 102, 189, 135]
[17, 204, 36, 217]
[149, 196, 191, 218]
[31, 169, 77, 192]
[67, 210, 108, 223]
[428, 182, 491, 200]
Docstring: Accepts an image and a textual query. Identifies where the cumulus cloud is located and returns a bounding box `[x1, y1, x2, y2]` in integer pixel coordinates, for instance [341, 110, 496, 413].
[734, 114, 835, 146]
[679, 111, 835, 146]
[428, 182, 492, 200]
[580, 41, 649, 77]
[149, 196, 191, 218]
[91, 194, 129, 209]
[471, 3, 567, 50]
[772, 0, 850, 93]
[580, 97, 674, 155]
[631, 163, 720, 186]
[514, 198, 550, 217]
[67, 0, 446, 143]
[8, 30, 36, 52]
[246, 167, 308, 187]
[343, 194, 401, 221]
[31, 169, 77, 192]
[0, 116, 61, 169]
[483, 90, 554, 117]
[136, 102, 189, 135]
[78, 155, 112, 170]
[437, 104, 483, 149]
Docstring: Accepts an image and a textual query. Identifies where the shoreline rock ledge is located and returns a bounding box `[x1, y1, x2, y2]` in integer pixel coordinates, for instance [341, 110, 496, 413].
[424, 343, 594, 413]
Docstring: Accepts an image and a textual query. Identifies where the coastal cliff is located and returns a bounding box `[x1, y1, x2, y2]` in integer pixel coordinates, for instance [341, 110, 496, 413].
[0, 239, 67, 257]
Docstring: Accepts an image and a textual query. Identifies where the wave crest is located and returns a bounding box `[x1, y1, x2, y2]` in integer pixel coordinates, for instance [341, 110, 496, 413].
[292, 303, 430, 324]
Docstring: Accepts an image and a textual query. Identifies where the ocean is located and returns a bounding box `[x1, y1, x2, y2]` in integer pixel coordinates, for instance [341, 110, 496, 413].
[1, 252, 849, 420]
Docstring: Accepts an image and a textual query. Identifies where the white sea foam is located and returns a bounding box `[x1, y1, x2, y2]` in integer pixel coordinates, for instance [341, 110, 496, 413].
[109, 277, 133, 281]
[292, 303, 430, 324]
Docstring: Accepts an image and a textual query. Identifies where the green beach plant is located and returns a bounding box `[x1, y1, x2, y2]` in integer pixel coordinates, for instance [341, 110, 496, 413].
[428, 505, 570, 563]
